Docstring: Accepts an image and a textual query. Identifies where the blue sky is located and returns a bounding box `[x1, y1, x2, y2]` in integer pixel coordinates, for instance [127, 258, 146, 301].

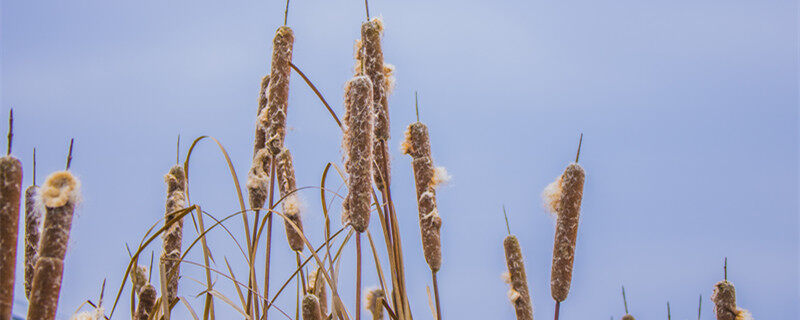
[2, 0, 797, 319]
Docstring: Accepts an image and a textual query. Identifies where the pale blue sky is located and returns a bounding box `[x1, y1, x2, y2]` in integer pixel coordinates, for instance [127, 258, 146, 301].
[2, 0, 797, 319]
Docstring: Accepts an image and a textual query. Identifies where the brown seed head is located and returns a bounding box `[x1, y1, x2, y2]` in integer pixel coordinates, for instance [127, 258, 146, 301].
[401, 122, 431, 159]
[342, 75, 375, 233]
[134, 284, 157, 320]
[254, 75, 270, 155]
[550, 163, 585, 302]
[360, 18, 389, 142]
[712, 280, 737, 320]
[24, 185, 42, 299]
[262, 26, 295, 156]
[162, 165, 187, 304]
[503, 235, 533, 320]
[27, 257, 64, 320]
[301, 294, 323, 320]
[621, 315, 635, 320]
[277, 148, 304, 251]
[307, 268, 328, 316]
[246, 148, 271, 211]
[0, 156, 22, 317]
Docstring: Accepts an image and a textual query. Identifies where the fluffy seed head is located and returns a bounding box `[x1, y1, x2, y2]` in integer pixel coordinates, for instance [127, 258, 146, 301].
[254, 75, 270, 154]
[712, 280, 738, 320]
[263, 26, 295, 156]
[277, 148, 305, 251]
[39, 171, 81, 208]
[162, 165, 187, 304]
[247, 148, 271, 211]
[131, 264, 148, 295]
[342, 75, 375, 233]
[307, 268, 328, 316]
[621, 315, 635, 320]
[134, 284, 157, 320]
[70, 306, 105, 320]
[550, 163, 585, 302]
[365, 288, 385, 320]
[503, 235, 533, 320]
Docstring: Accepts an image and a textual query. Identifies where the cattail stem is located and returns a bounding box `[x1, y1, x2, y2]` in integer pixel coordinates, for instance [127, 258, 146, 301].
[356, 233, 362, 320]
[27, 170, 80, 320]
[431, 272, 441, 320]
[0, 153, 22, 319]
[262, 159, 277, 320]
[554, 301, 560, 320]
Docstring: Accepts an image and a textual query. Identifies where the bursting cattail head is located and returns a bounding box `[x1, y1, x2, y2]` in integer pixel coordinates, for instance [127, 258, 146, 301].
[503, 235, 534, 320]
[711, 280, 752, 320]
[308, 267, 328, 316]
[0, 155, 22, 318]
[401, 122, 431, 159]
[24, 185, 43, 299]
[164, 165, 186, 195]
[365, 288, 385, 320]
[70, 306, 105, 320]
[38, 171, 81, 209]
[134, 284, 157, 320]
[246, 148, 271, 210]
[301, 294, 323, 320]
[621, 315, 635, 320]
[262, 26, 295, 156]
[342, 75, 375, 233]
[254, 75, 270, 154]
[131, 264, 148, 295]
[549, 162, 585, 302]
[162, 165, 187, 304]
[277, 147, 305, 251]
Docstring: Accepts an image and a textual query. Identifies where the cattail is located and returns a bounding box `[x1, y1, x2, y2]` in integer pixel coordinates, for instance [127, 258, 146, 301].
[621, 315, 635, 320]
[545, 161, 585, 302]
[70, 306, 105, 320]
[254, 75, 270, 155]
[358, 18, 393, 187]
[302, 294, 323, 320]
[134, 284, 157, 320]
[24, 184, 42, 299]
[27, 171, 81, 320]
[365, 288, 385, 320]
[131, 264, 148, 295]
[711, 280, 752, 320]
[261, 26, 294, 156]
[247, 148, 271, 211]
[308, 268, 328, 316]
[503, 235, 534, 320]
[0, 155, 22, 320]
[342, 76, 375, 233]
[160, 165, 187, 304]
[401, 122, 446, 272]
[276, 147, 304, 251]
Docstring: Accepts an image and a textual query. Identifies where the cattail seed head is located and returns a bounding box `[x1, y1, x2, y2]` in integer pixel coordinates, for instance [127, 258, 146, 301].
[70, 306, 105, 320]
[342, 75, 375, 233]
[131, 264, 148, 295]
[308, 268, 328, 316]
[27, 170, 80, 320]
[621, 315, 635, 320]
[161, 165, 187, 304]
[254, 75, 270, 155]
[0, 156, 22, 319]
[277, 148, 304, 251]
[360, 18, 389, 141]
[712, 280, 739, 320]
[402, 122, 444, 272]
[302, 294, 323, 320]
[365, 288, 385, 320]
[247, 148, 271, 211]
[24, 185, 42, 299]
[134, 284, 157, 320]
[262, 26, 294, 156]
[503, 235, 534, 320]
[549, 163, 585, 302]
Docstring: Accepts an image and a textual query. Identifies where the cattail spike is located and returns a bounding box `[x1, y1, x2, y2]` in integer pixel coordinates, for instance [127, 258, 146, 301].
[622, 286, 629, 314]
[66, 138, 74, 170]
[7, 109, 12, 156]
[575, 133, 583, 163]
[502, 205, 511, 235]
[503, 235, 533, 320]
[0, 141, 22, 318]
[134, 284, 157, 320]
[284, 0, 290, 26]
[549, 160, 586, 302]
[99, 278, 107, 306]
[415, 91, 420, 123]
[342, 76, 375, 233]
[161, 164, 187, 304]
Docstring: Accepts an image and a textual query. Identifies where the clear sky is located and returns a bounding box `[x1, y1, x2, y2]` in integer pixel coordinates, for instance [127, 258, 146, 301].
[2, 0, 797, 319]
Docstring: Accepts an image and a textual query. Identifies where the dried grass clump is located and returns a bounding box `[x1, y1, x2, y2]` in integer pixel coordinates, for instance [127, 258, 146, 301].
[365, 288, 385, 320]
[24, 184, 42, 299]
[134, 284, 157, 320]
[161, 165, 187, 304]
[712, 280, 751, 320]
[247, 148, 271, 211]
[262, 26, 295, 156]
[503, 235, 533, 320]
[402, 122, 443, 272]
[548, 163, 585, 302]
[308, 268, 328, 316]
[277, 147, 304, 251]
[342, 75, 375, 233]
[28, 171, 81, 320]
[0, 156, 22, 319]
[302, 294, 323, 320]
